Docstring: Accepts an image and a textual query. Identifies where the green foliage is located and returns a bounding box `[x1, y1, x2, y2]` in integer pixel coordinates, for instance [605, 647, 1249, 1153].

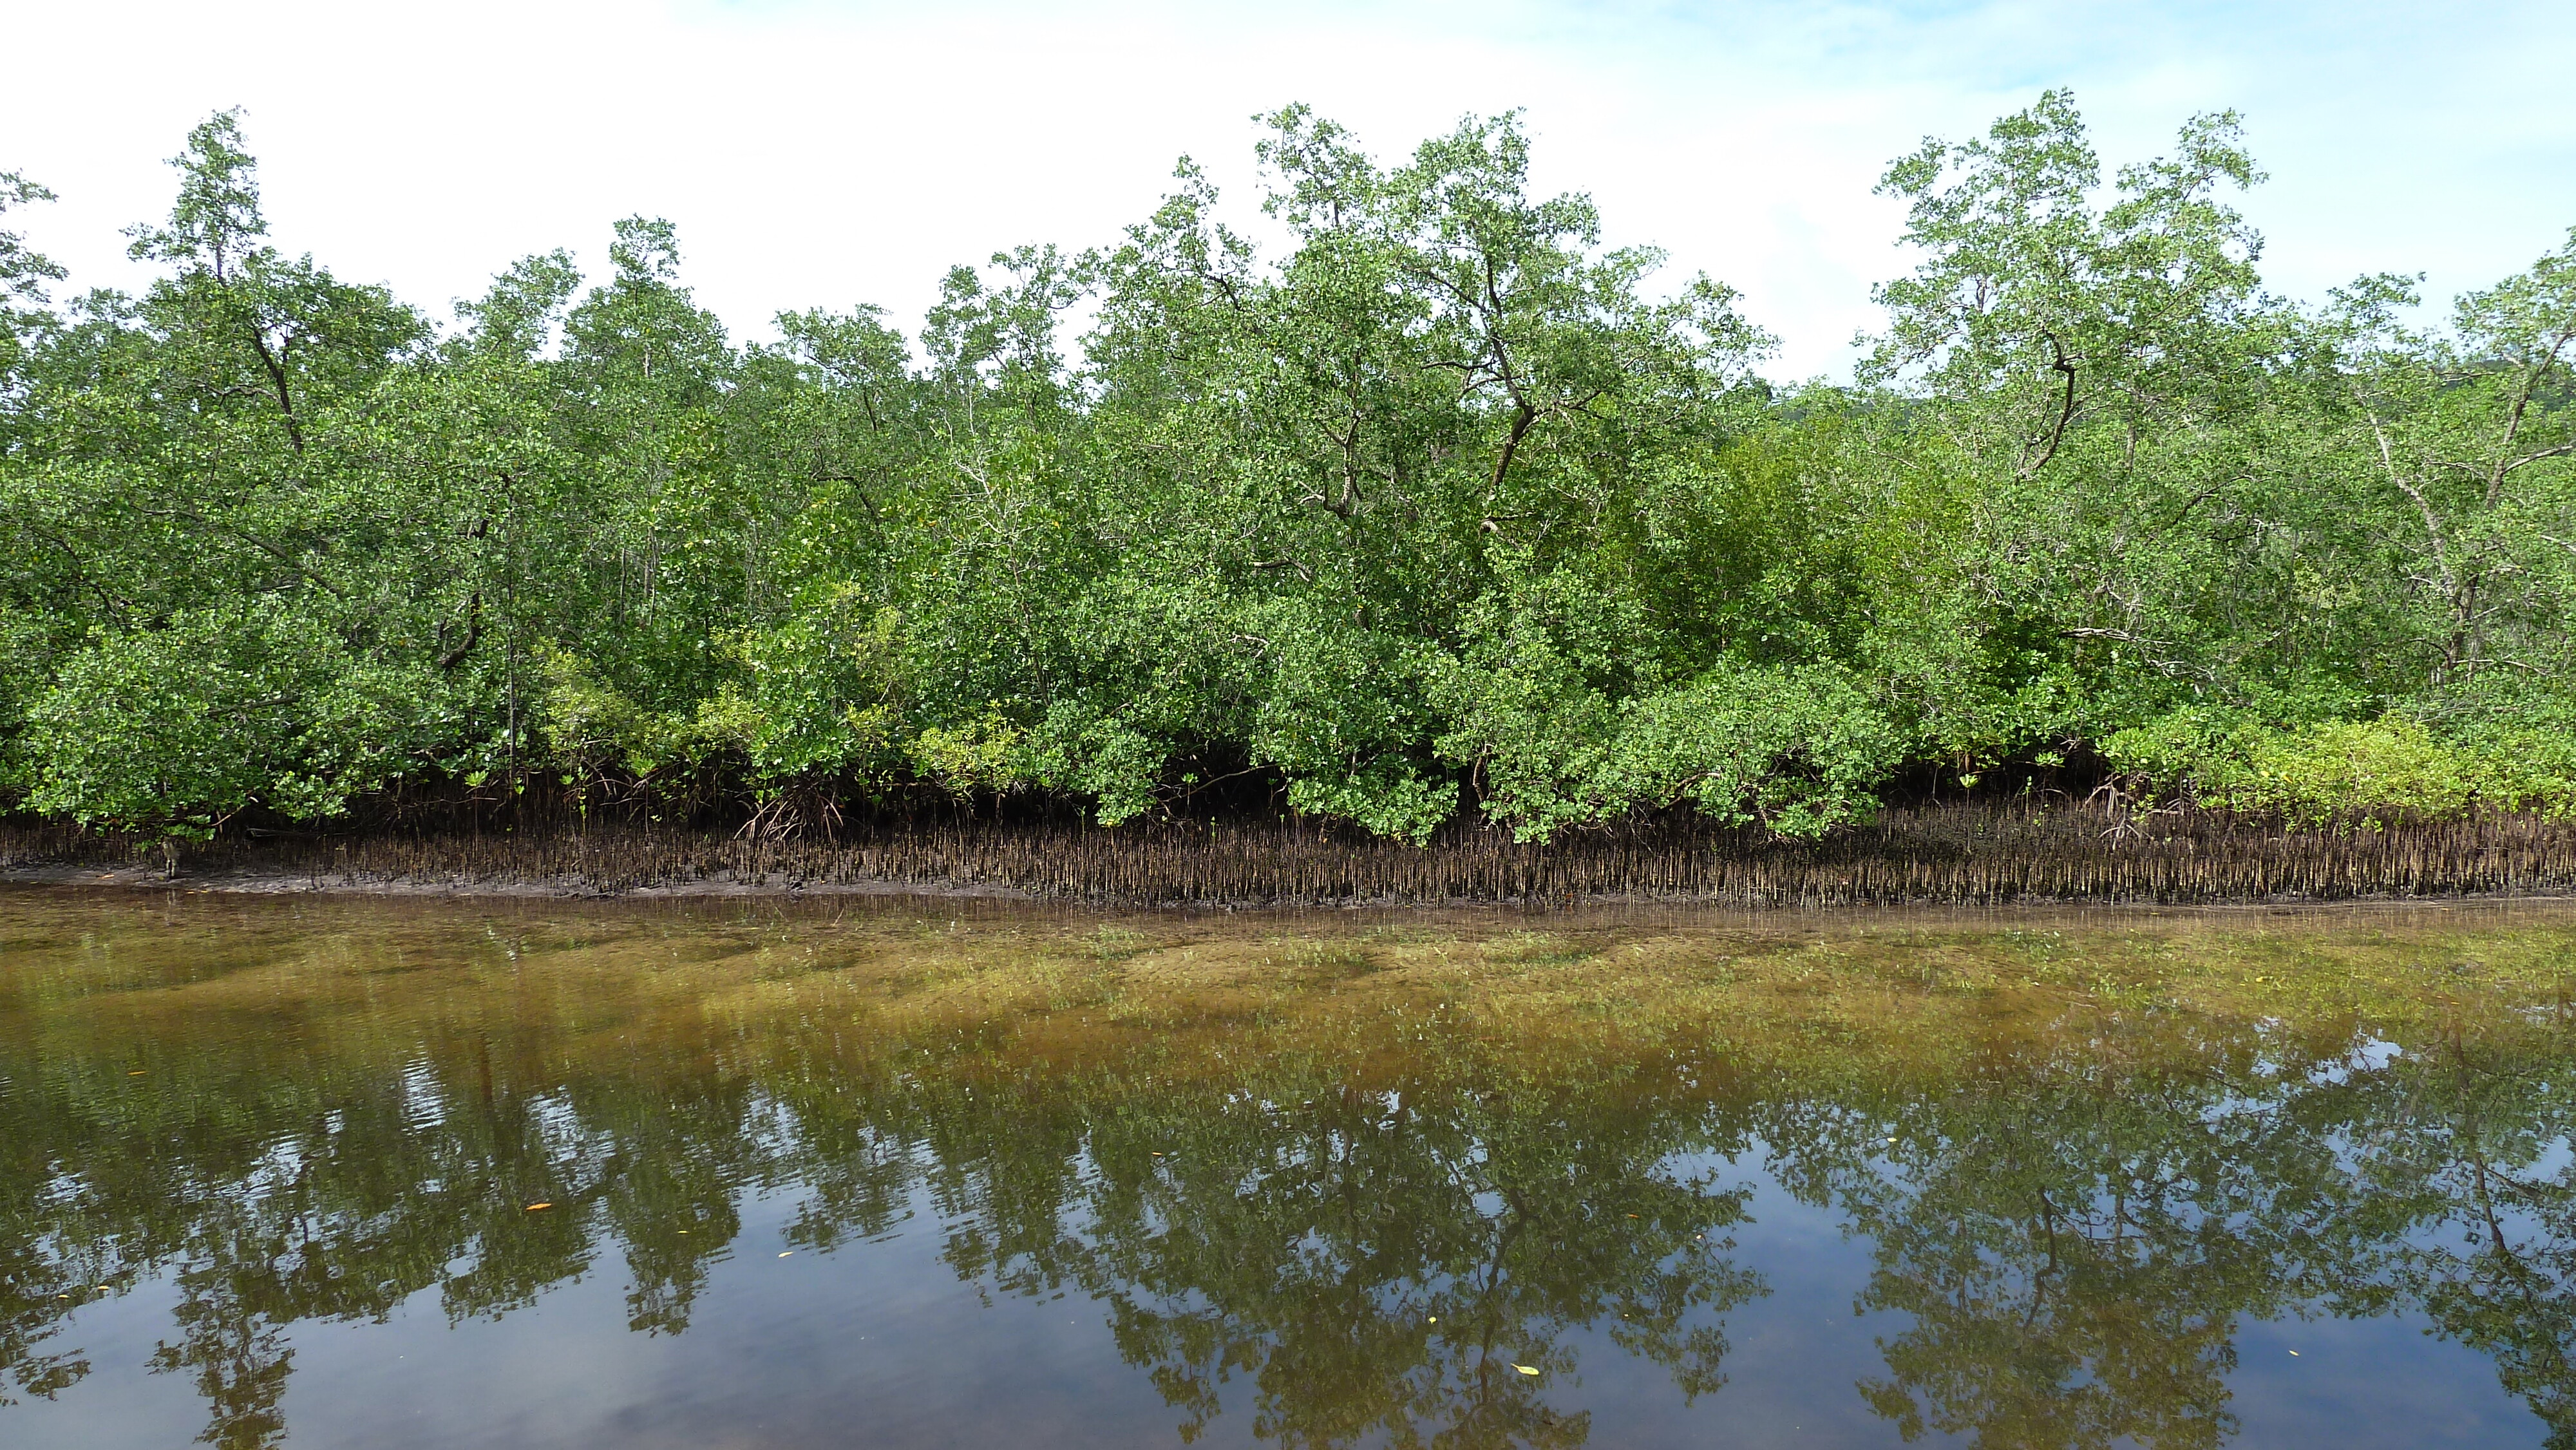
[24, 603, 426, 837]
[2102, 709, 2576, 824]
[2454, 719, 2576, 818]
[0, 169, 64, 413]
[1601, 663, 1902, 837]
[2235, 719, 2474, 823]
[531, 646, 706, 782]
[724, 590, 904, 783]
[0, 102, 2572, 837]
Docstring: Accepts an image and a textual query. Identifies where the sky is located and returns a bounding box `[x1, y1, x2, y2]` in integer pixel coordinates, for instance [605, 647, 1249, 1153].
[3, 0, 2570, 379]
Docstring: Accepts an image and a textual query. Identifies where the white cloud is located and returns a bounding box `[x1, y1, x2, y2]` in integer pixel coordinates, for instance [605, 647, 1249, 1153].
[3, 0, 2568, 379]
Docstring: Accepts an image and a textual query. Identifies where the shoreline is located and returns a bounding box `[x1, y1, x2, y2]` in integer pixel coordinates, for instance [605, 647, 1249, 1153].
[12, 858, 2576, 914]
[13, 805, 2576, 909]
[0, 859, 1055, 901]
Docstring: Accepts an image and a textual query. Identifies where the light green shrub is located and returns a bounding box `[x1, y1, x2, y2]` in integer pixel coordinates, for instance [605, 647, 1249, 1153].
[2106, 712, 2494, 824]
[2222, 719, 2470, 824]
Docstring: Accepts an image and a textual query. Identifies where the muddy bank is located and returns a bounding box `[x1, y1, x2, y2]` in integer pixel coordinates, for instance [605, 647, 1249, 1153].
[12, 805, 2576, 906]
[0, 856, 1043, 901]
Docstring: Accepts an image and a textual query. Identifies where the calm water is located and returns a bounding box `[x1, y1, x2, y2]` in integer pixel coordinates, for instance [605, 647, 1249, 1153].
[4, 888, 2575, 1449]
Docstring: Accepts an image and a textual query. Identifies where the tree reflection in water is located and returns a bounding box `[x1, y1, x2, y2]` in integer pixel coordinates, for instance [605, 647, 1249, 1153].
[2, 896, 2573, 1449]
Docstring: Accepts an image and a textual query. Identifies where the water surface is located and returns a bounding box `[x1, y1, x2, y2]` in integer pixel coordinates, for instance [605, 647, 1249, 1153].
[3, 888, 2573, 1447]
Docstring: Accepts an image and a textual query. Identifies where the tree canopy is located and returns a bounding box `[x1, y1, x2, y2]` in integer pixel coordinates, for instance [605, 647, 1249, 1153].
[4, 97, 2572, 842]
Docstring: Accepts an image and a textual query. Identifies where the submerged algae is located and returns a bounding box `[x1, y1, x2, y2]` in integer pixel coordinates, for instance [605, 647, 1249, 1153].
[3, 890, 2575, 1447]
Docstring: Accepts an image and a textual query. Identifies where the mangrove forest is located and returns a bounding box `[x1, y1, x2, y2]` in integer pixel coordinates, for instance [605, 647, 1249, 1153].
[3, 94, 2573, 872]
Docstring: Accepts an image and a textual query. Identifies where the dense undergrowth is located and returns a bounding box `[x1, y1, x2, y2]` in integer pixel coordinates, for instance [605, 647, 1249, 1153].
[1, 92, 2571, 849]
